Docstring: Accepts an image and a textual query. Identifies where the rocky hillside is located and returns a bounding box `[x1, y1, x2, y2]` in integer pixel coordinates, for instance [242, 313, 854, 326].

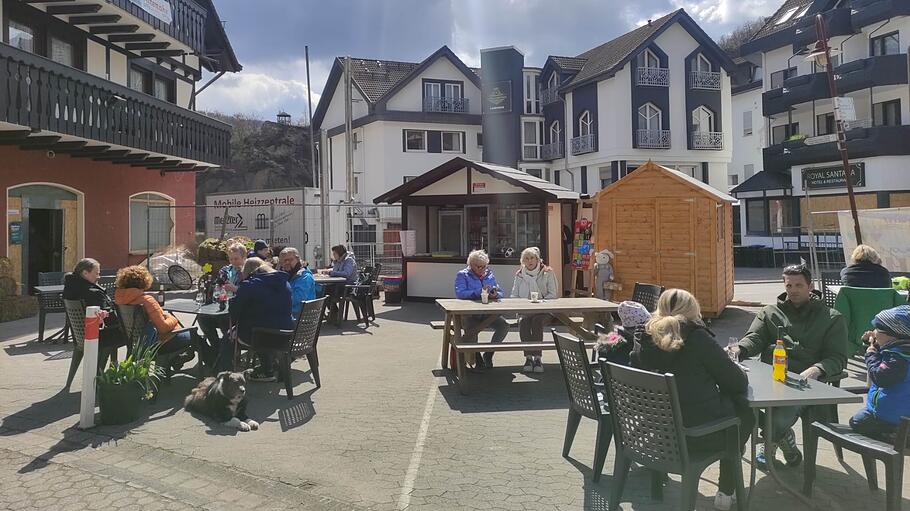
[195, 113, 315, 218]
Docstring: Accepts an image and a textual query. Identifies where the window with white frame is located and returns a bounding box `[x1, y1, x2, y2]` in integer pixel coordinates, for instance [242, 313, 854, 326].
[637, 49, 660, 68]
[692, 106, 715, 133]
[578, 111, 592, 137]
[523, 120, 541, 159]
[526, 168, 542, 178]
[728, 174, 739, 186]
[442, 131, 462, 153]
[548, 72, 559, 89]
[696, 54, 712, 72]
[50, 37, 75, 67]
[404, 130, 426, 151]
[524, 73, 539, 114]
[638, 103, 661, 130]
[129, 193, 174, 253]
[444, 82, 462, 98]
[8, 20, 36, 53]
[743, 110, 753, 136]
[549, 121, 561, 144]
[775, 6, 799, 25]
[424, 82, 441, 98]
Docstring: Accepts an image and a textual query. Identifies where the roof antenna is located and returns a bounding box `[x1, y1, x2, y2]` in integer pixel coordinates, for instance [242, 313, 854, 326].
[647, 19, 652, 26]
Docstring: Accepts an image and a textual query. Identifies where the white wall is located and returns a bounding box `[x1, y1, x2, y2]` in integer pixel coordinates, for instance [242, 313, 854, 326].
[328, 120, 483, 204]
[86, 40, 106, 80]
[321, 78, 370, 131]
[385, 57, 481, 114]
[559, 21, 732, 194]
[730, 87, 764, 189]
[109, 50, 127, 87]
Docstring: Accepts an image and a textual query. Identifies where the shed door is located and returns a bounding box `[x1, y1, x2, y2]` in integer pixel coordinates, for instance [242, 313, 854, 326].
[656, 198, 696, 293]
[613, 199, 657, 288]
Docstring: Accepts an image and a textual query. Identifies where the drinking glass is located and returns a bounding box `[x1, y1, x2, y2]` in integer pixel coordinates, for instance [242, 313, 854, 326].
[530, 291, 540, 302]
[727, 337, 739, 363]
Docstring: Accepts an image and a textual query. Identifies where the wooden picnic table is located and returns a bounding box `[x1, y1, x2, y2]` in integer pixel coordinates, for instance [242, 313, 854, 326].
[436, 297, 618, 394]
[742, 359, 863, 509]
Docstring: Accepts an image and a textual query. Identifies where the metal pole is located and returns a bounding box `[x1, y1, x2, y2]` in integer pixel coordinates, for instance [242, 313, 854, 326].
[816, 14, 863, 244]
[305, 45, 316, 259]
[319, 132, 328, 269]
[344, 56, 354, 204]
[804, 171, 820, 280]
[146, 204, 151, 269]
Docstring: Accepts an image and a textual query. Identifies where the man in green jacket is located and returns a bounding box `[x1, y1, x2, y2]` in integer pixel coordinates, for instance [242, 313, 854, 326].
[729, 264, 848, 469]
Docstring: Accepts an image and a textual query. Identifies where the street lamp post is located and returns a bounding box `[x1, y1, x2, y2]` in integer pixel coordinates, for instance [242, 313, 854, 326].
[806, 14, 863, 244]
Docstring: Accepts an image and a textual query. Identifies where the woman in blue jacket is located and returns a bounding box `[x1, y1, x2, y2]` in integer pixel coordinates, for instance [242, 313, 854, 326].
[454, 250, 509, 369]
[230, 257, 293, 381]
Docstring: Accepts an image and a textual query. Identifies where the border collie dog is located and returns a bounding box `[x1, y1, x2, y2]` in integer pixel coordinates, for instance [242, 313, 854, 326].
[184, 371, 259, 431]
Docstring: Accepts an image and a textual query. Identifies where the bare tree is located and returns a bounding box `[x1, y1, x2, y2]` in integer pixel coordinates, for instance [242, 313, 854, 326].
[717, 17, 768, 57]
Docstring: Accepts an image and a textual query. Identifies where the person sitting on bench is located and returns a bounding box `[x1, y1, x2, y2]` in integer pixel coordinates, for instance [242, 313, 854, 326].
[454, 250, 508, 370]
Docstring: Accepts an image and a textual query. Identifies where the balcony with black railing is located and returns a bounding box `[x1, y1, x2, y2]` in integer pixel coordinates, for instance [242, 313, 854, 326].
[0, 42, 231, 166]
[762, 54, 908, 117]
[763, 124, 910, 172]
[540, 140, 564, 160]
[423, 96, 469, 113]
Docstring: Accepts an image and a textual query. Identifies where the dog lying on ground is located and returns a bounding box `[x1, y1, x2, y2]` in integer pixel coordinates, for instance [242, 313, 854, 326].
[184, 370, 259, 431]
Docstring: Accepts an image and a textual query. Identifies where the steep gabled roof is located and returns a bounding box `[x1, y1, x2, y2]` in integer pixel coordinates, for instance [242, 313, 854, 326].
[374, 157, 578, 204]
[594, 161, 736, 202]
[560, 9, 736, 91]
[197, 0, 241, 72]
[549, 56, 587, 72]
[313, 46, 480, 130]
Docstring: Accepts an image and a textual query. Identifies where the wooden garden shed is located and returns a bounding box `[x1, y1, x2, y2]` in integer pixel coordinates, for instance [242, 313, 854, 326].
[592, 161, 735, 317]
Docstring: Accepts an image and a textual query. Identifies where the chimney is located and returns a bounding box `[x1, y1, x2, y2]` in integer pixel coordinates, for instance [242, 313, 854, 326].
[647, 19, 652, 26]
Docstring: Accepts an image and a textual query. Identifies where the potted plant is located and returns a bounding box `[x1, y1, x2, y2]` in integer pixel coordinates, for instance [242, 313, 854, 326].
[97, 343, 164, 425]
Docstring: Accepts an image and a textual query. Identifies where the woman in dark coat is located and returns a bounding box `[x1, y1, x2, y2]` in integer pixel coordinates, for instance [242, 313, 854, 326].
[632, 288, 751, 511]
[229, 257, 293, 381]
[841, 244, 892, 288]
[62, 258, 127, 348]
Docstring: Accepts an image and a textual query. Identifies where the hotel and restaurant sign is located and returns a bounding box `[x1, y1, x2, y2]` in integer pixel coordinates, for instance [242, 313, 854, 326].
[803, 163, 865, 190]
[484, 80, 512, 114]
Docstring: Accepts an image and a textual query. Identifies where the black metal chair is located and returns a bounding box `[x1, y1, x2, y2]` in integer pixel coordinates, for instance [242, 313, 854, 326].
[97, 276, 118, 300]
[37, 271, 68, 342]
[62, 299, 121, 391]
[553, 330, 612, 482]
[342, 264, 381, 326]
[246, 297, 327, 400]
[804, 417, 910, 511]
[167, 265, 194, 291]
[117, 304, 202, 382]
[631, 282, 665, 313]
[601, 361, 745, 511]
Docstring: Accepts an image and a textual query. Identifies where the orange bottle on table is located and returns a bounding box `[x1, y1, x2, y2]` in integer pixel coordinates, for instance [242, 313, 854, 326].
[772, 337, 788, 382]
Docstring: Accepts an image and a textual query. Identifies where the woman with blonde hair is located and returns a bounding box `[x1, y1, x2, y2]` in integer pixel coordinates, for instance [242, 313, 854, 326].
[841, 244, 891, 288]
[633, 289, 751, 510]
[510, 247, 558, 372]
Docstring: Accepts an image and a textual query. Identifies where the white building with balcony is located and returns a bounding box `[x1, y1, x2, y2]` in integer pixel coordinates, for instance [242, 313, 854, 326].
[532, 9, 735, 196]
[731, 0, 910, 249]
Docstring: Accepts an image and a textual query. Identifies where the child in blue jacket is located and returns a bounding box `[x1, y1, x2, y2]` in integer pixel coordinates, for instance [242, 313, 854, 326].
[850, 305, 910, 441]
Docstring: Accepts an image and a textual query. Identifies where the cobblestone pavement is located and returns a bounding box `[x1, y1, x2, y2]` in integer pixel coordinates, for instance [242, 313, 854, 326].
[1, 294, 907, 510]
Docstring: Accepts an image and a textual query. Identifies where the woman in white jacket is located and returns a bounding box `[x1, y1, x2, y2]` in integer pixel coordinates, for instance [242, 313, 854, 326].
[511, 247, 559, 373]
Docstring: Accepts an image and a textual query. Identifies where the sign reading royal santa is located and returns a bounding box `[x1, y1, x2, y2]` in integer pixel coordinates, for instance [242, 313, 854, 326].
[205, 188, 305, 247]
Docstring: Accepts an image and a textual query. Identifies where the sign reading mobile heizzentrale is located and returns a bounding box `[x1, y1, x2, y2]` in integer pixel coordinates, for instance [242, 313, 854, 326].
[484, 80, 512, 114]
[128, 0, 172, 24]
[205, 189, 304, 247]
[802, 163, 865, 190]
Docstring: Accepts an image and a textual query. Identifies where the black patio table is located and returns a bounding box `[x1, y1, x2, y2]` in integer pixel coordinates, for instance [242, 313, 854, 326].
[32, 284, 68, 343]
[163, 298, 229, 324]
[314, 275, 349, 326]
[742, 358, 863, 509]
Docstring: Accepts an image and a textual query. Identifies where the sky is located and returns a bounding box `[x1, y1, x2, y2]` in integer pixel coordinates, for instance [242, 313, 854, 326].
[195, 0, 782, 121]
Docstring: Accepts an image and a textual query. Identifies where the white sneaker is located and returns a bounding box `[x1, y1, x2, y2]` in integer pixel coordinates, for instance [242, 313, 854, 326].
[522, 356, 534, 373]
[532, 357, 544, 373]
[713, 491, 735, 511]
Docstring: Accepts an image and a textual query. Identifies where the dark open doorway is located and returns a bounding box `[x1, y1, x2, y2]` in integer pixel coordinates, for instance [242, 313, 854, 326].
[27, 208, 64, 290]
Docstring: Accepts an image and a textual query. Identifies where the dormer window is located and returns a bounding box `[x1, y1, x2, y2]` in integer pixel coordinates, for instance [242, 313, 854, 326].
[637, 49, 660, 69]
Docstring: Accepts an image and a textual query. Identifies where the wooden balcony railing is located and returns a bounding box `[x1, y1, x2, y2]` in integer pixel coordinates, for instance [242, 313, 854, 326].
[110, 0, 206, 52]
[0, 43, 231, 165]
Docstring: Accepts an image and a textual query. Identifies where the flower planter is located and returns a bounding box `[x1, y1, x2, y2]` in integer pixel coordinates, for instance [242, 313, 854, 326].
[98, 382, 144, 425]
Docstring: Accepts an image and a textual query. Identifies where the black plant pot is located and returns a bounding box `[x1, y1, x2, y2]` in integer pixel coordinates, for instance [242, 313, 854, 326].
[98, 382, 143, 425]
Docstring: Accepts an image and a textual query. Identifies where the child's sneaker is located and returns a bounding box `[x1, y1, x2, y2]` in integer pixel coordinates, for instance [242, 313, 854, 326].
[713, 491, 735, 511]
[522, 356, 534, 373]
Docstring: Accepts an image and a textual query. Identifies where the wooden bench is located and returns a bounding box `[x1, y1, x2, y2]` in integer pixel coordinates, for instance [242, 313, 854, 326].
[429, 316, 586, 330]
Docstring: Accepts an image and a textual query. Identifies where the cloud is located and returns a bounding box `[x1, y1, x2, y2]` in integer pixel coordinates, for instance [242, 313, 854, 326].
[196, 58, 331, 121]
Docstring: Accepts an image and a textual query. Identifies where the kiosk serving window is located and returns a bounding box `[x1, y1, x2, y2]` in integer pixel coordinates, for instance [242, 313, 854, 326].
[433, 203, 541, 260]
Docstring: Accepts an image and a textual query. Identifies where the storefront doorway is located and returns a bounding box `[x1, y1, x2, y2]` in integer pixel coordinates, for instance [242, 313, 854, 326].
[6, 184, 82, 292]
